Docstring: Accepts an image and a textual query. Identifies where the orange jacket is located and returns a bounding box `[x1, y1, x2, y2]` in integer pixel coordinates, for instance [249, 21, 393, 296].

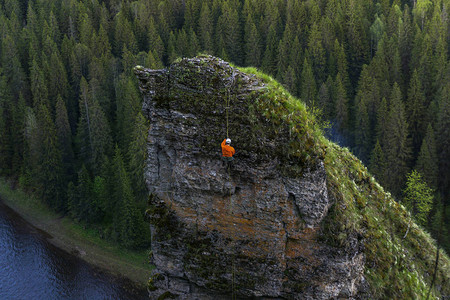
[221, 139, 235, 157]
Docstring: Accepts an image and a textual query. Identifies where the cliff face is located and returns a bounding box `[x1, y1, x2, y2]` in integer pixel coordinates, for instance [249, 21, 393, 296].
[135, 56, 449, 299]
[135, 56, 366, 299]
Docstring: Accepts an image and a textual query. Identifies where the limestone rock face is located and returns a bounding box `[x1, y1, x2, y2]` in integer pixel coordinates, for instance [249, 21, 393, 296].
[134, 56, 367, 299]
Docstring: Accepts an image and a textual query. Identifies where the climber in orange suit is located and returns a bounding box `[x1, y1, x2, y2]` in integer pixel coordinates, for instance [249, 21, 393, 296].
[221, 138, 235, 169]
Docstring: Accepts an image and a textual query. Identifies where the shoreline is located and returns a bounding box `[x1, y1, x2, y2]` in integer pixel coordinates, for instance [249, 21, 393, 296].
[0, 179, 152, 293]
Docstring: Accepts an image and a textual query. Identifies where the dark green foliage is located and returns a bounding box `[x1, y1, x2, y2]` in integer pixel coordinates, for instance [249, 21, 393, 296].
[406, 70, 427, 155]
[55, 96, 74, 193]
[35, 104, 65, 211]
[128, 112, 149, 203]
[0, 0, 448, 254]
[415, 124, 438, 190]
[76, 77, 112, 171]
[436, 85, 450, 196]
[403, 170, 434, 226]
[300, 56, 316, 107]
[369, 140, 385, 185]
[111, 146, 150, 249]
[384, 83, 411, 197]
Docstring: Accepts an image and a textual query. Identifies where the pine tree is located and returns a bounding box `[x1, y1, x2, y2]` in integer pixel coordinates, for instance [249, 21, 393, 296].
[369, 139, 386, 184]
[115, 74, 141, 151]
[415, 124, 438, 190]
[244, 13, 261, 67]
[188, 27, 199, 57]
[55, 96, 74, 188]
[215, 1, 242, 65]
[407, 70, 427, 155]
[113, 13, 137, 56]
[35, 104, 65, 211]
[307, 23, 326, 83]
[69, 165, 92, 222]
[0, 71, 13, 175]
[176, 28, 189, 57]
[29, 59, 48, 108]
[76, 77, 112, 171]
[376, 97, 389, 149]
[147, 17, 164, 62]
[436, 85, 450, 195]
[300, 56, 316, 107]
[334, 72, 349, 132]
[198, 2, 213, 53]
[261, 24, 278, 75]
[317, 77, 333, 120]
[11, 93, 26, 174]
[1, 34, 27, 99]
[354, 97, 371, 162]
[145, 50, 163, 69]
[384, 83, 412, 197]
[46, 51, 69, 104]
[111, 146, 149, 248]
[370, 14, 384, 57]
[283, 66, 297, 96]
[403, 170, 434, 226]
[276, 23, 294, 81]
[128, 112, 149, 204]
[167, 31, 177, 63]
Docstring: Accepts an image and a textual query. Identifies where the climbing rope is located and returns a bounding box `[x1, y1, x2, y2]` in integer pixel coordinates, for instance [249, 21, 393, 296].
[225, 70, 237, 300]
[226, 70, 236, 139]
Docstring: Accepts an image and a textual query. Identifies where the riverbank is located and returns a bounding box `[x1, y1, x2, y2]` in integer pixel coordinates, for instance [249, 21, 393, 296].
[0, 178, 152, 292]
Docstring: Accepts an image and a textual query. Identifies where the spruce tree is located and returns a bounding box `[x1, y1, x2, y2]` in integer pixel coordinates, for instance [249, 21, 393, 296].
[283, 66, 297, 96]
[334, 72, 349, 132]
[198, 2, 213, 53]
[147, 17, 164, 62]
[36, 104, 64, 211]
[384, 83, 412, 197]
[76, 77, 112, 171]
[111, 146, 149, 248]
[276, 23, 293, 81]
[11, 93, 26, 174]
[307, 23, 326, 83]
[113, 13, 137, 56]
[415, 124, 438, 190]
[30, 59, 49, 108]
[55, 96, 74, 187]
[376, 97, 389, 149]
[176, 28, 189, 57]
[436, 85, 450, 195]
[70, 165, 92, 222]
[300, 56, 316, 107]
[354, 97, 371, 162]
[261, 24, 278, 75]
[369, 139, 386, 184]
[244, 13, 261, 67]
[403, 170, 434, 226]
[407, 70, 427, 155]
[0, 71, 13, 175]
[215, 1, 241, 65]
[115, 74, 141, 151]
[128, 112, 149, 204]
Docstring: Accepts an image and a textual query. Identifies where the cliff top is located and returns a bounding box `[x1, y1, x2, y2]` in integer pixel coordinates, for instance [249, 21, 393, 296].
[135, 55, 450, 299]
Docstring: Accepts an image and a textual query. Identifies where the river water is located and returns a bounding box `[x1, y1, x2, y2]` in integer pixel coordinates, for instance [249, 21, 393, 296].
[0, 201, 148, 300]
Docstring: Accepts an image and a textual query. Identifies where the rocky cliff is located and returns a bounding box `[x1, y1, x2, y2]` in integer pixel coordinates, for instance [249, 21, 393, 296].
[134, 56, 450, 299]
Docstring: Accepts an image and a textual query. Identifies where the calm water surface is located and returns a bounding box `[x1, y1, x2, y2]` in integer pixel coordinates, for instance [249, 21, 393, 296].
[0, 200, 148, 300]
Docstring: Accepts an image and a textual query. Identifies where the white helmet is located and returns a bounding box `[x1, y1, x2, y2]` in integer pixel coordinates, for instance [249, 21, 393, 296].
[226, 138, 231, 145]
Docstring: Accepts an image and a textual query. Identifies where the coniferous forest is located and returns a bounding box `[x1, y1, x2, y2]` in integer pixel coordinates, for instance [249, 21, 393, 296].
[0, 0, 449, 253]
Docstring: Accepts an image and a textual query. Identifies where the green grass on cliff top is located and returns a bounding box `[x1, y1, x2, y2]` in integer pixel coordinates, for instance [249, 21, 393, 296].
[236, 65, 449, 299]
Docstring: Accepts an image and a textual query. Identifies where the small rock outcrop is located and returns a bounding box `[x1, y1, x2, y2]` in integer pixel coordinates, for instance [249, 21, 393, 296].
[135, 56, 367, 299]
